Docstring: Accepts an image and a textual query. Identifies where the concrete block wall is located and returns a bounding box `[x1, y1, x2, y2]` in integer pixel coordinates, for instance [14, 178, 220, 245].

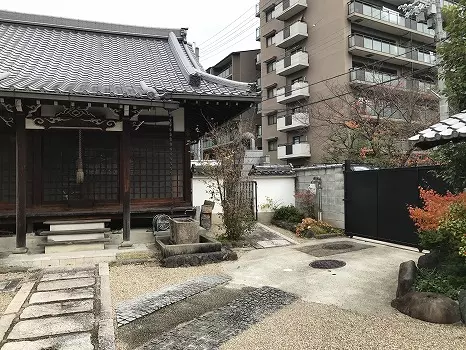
[295, 164, 345, 229]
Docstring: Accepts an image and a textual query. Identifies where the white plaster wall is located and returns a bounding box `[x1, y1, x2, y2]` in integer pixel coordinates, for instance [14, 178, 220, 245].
[192, 176, 296, 221]
[255, 177, 295, 211]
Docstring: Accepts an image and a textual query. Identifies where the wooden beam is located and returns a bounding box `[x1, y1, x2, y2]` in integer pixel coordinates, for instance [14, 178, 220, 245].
[15, 112, 27, 253]
[121, 120, 132, 244]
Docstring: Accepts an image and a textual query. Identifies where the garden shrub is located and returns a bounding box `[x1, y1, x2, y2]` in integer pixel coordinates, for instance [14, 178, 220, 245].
[294, 190, 315, 218]
[295, 218, 341, 237]
[415, 267, 466, 300]
[272, 205, 305, 224]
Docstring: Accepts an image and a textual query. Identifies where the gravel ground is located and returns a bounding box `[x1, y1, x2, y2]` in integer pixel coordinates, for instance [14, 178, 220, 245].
[0, 271, 37, 314]
[109, 262, 225, 305]
[221, 300, 466, 350]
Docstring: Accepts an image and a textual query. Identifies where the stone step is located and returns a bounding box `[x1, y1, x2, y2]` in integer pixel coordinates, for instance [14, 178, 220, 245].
[39, 228, 111, 236]
[44, 219, 111, 225]
[47, 233, 106, 243]
[49, 222, 107, 232]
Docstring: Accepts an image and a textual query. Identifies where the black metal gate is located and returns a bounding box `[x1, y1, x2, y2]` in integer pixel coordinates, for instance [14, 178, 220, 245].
[344, 164, 449, 247]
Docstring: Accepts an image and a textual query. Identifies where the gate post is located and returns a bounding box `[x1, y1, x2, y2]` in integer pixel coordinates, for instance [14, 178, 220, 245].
[343, 160, 352, 238]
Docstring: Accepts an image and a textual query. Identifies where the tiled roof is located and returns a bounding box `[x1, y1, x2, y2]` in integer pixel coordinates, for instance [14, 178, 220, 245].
[248, 165, 296, 176]
[0, 11, 258, 102]
[409, 111, 466, 149]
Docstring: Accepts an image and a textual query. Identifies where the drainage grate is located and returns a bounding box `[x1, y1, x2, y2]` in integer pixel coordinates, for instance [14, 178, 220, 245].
[322, 243, 354, 250]
[310, 260, 346, 269]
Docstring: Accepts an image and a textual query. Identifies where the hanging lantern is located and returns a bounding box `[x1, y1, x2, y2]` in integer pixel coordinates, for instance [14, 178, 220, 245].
[76, 129, 84, 184]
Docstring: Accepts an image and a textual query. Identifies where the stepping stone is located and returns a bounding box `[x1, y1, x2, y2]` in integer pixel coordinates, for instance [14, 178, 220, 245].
[116, 275, 230, 327]
[20, 300, 94, 319]
[29, 288, 94, 304]
[256, 239, 290, 248]
[41, 270, 95, 282]
[137, 286, 297, 350]
[1, 333, 93, 350]
[37, 277, 95, 291]
[7, 313, 94, 340]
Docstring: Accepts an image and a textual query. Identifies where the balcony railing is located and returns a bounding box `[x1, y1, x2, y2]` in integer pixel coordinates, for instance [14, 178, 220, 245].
[277, 81, 310, 104]
[348, 1, 434, 41]
[277, 142, 311, 159]
[276, 51, 309, 76]
[348, 34, 436, 67]
[277, 112, 309, 132]
[256, 27, 261, 41]
[255, 53, 261, 66]
[276, 21, 308, 48]
[349, 68, 436, 92]
[255, 2, 260, 17]
[275, 0, 307, 21]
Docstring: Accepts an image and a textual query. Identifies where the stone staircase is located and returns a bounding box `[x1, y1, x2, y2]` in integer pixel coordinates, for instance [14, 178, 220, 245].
[39, 219, 111, 253]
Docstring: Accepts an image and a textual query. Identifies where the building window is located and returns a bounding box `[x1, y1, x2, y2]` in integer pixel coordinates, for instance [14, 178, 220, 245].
[267, 87, 276, 99]
[266, 35, 275, 47]
[218, 65, 232, 79]
[268, 139, 277, 151]
[267, 114, 277, 125]
[292, 135, 307, 144]
[266, 8, 275, 22]
[266, 60, 276, 73]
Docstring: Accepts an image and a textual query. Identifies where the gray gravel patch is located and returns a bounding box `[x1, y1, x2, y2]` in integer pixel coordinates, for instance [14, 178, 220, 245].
[116, 286, 255, 350]
[296, 241, 373, 257]
[221, 300, 466, 350]
[137, 286, 297, 350]
[116, 275, 230, 327]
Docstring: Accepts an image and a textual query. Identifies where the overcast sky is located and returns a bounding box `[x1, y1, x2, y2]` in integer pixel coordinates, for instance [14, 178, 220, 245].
[0, 0, 260, 68]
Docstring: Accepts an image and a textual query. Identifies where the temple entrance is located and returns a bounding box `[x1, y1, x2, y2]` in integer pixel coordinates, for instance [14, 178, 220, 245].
[42, 130, 120, 207]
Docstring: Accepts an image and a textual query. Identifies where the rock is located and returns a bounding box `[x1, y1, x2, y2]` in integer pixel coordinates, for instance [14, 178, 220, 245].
[396, 260, 417, 298]
[391, 291, 461, 324]
[418, 251, 441, 269]
[162, 248, 237, 268]
[200, 213, 212, 230]
[459, 290, 466, 323]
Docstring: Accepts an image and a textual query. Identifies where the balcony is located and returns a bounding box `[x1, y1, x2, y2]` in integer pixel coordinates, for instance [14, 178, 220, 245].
[255, 53, 261, 67]
[275, 0, 307, 21]
[257, 102, 262, 113]
[277, 113, 309, 132]
[276, 51, 309, 76]
[256, 27, 261, 41]
[277, 81, 309, 104]
[349, 68, 436, 93]
[256, 78, 261, 91]
[255, 3, 260, 17]
[278, 142, 311, 159]
[348, 34, 436, 69]
[348, 1, 435, 44]
[276, 21, 308, 48]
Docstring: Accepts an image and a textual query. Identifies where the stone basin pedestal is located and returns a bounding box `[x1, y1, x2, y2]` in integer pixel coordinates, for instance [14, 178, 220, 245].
[169, 217, 199, 244]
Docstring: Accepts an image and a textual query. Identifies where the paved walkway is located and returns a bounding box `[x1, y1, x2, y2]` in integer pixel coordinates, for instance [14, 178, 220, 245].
[0, 264, 115, 350]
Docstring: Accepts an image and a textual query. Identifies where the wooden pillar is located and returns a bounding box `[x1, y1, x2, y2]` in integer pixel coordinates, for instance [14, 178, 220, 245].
[121, 120, 132, 245]
[15, 112, 27, 253]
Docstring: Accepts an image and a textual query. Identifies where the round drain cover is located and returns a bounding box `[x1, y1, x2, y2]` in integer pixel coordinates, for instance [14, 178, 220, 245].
[323, 243, 354, 250]
[310, 259, 346, 269]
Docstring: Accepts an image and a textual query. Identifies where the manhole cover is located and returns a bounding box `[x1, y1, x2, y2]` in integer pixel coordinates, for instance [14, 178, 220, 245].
[322, 243, 354, 250]
[310, 260, 346, 269]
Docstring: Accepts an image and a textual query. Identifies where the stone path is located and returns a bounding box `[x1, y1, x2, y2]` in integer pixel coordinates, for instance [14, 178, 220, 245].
[247, 224, 294, 249]
[0, 264, 115, 350]
[116, 275, 230, 327]
[136, 286, 297, 350]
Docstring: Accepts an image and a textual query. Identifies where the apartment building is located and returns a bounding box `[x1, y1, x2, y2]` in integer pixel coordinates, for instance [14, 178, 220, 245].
[194, 49, 262, 159]
[256, 0, 439, 166]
